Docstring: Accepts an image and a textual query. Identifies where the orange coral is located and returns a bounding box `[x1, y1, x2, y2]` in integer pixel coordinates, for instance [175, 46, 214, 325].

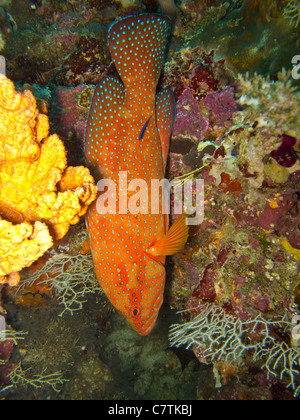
[0, 74, 97, 285]
[218, 172, 242, 196]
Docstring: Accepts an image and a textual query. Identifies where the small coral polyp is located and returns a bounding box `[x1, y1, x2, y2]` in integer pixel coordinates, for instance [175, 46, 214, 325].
[0, 75, 97, 286]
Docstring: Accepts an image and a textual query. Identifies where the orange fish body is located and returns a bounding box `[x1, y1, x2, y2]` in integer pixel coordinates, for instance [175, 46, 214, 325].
[85, 14, 188, 335]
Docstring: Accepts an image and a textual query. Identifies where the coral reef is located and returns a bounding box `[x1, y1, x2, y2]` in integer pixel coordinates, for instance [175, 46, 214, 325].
[210, 70, 300, 195]
[179, 0, 299, 76]
[0, 75, 97, 285]
[169, 303, 300, 397]
[50, 84, 93, 153]
[0, 0, 299, 401]
[1, 0, 299, 84]
[99, 310, 201, 400]
[166, 53, 300, 397]
[63, 352, 114, 399]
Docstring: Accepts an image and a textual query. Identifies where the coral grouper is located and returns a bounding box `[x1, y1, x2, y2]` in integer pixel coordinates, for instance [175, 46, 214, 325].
[85, 14, 188, 335]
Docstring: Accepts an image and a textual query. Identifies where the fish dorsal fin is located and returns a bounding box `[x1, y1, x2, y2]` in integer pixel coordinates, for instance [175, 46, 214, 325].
[146, 213, 189, 257]
[108, 14, 170, 91]
[155, 89, 175, 171]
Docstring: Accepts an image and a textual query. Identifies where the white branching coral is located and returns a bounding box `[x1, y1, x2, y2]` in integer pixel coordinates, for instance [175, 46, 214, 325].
[0, 329, 27, 345]
[9, 363, 68, 393]
[0, 327, 27, 374]
[169, 303, 300, 397]
[256, 341, 300, 396]
[16, 247, 101, 316]
[0, 332, 67, 393]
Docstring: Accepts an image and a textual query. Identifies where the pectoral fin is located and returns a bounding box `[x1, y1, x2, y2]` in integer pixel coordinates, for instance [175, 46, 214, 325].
[147, 213, 189, 257]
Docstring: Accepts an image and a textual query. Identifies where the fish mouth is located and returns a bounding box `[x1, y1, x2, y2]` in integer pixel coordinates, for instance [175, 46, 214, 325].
[129, 309, 159, 336]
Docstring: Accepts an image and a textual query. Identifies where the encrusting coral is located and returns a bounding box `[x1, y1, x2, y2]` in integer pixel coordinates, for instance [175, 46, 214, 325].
[209, 69, 300, 198]
[0, 74, 97, 286]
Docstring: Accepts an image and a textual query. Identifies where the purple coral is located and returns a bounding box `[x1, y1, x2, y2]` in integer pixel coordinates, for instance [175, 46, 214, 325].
[202, 87, 237, 127]
[270, 134, 298, 168]
[172, 88, 209, 140]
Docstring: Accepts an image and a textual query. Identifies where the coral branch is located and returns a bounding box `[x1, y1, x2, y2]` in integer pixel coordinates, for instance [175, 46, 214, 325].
[169, 303, 300, 396]
[9, 363, 68, 393]
[16, 246, 101, 316]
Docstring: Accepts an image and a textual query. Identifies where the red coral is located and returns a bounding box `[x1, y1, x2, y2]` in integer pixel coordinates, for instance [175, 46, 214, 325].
[192, 247, 232, 302]
[192, 263, 217, 301]
[189, 65, 219, 95]
[0, 340, 14, 361]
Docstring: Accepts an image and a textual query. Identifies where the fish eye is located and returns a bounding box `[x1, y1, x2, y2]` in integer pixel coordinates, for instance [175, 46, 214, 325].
[133, 308, 138, 316]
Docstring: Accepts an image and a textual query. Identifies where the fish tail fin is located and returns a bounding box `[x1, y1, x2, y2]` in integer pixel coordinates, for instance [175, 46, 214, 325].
[108, 14, 170, 90]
